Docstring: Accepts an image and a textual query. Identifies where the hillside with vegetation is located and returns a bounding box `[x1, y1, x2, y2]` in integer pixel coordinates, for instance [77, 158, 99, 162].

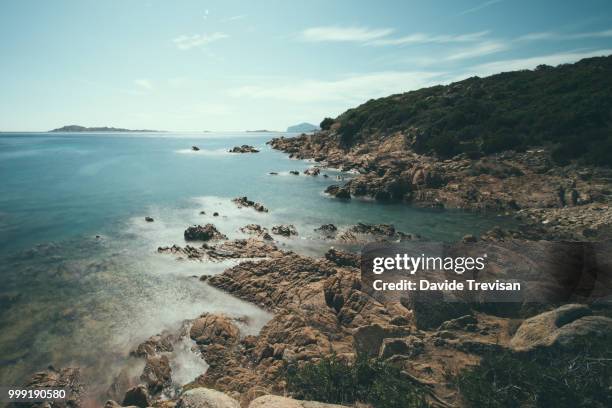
[322, 55, 612, 167]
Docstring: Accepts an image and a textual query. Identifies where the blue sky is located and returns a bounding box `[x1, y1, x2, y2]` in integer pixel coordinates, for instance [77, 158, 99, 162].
[1, 0, 611, 131]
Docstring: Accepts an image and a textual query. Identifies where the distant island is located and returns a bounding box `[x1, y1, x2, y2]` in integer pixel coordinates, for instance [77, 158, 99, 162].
[245, 129, 277, 133]
[49, 125, 159, 132]
[286, 122, 319, 133]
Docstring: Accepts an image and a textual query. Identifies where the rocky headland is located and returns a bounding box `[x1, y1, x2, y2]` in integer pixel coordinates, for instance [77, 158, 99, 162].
[268, 57, 612, 241]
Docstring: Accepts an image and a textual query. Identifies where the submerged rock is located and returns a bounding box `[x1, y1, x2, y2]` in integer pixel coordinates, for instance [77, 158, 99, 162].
[23, 366, 83, 407]
[324, 185, 351, 200]
[314, 223, 337, 238]
[232, 196, 268, 212]
[229, 145, 259, 153]
[184, 224, 227, 241]
[271, 224, 298, 237]
[304, 167, 321, 176]
[240, 224, 273, 240]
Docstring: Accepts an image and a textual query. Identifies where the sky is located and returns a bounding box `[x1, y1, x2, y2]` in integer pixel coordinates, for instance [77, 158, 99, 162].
[1, 0, 612, 132]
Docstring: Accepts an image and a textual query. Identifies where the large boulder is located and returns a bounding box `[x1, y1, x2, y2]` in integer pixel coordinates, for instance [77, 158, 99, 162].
[184, 224, 227, 241]
[324, 185, 351, 200]
[400, 291, 471, 330]
[510, 303, 612, 352]
[379, 336, 425, 359]
[177, 388, 240, 408]
[352, 324, 410, 357]
[248, 395, 349, 408]
[190, 314, 240, 346]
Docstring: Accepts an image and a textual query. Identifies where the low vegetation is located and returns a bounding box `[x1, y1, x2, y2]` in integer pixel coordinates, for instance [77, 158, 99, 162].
[331, 56, 612, 166]
[456, 336, 612, 408]
[286, 353, 429, 408]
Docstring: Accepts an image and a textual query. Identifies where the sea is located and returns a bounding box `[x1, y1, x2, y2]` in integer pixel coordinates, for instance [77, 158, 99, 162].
[0, 132, 513, 399]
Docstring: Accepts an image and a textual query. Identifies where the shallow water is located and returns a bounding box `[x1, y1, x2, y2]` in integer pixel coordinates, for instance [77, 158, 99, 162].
[0, 132, 514, 394]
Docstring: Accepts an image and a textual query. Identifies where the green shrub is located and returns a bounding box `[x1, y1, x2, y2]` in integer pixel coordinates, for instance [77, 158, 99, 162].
[331, 55, 612, 166]
[456, 336, 612, 408]
[286, 354, 429, 408]
[320, 117, 335, 130]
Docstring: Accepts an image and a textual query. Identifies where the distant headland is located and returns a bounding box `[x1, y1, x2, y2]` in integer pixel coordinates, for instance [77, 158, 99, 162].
[286, 122, 319, 133]
[49, 125, 159, 132]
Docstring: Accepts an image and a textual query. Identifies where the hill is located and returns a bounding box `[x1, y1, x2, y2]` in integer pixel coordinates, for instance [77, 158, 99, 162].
[50, 125, 158, 132]
[287, 122, 319, 133]
[321, 55, 612, 167]
[270, 56, 612, 240]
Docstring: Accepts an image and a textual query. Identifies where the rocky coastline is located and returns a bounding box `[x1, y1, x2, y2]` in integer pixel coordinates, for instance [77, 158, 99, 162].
[16, 136, 612, 407]
[19, 193, 611, 408]
[268, 132, 612, 241]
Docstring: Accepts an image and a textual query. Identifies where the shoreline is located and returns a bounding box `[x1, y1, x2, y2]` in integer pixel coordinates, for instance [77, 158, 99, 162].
[268, 133, 612, 241]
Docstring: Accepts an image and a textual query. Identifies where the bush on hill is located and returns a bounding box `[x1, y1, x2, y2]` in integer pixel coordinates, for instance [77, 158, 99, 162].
[332, 56, 612, 166]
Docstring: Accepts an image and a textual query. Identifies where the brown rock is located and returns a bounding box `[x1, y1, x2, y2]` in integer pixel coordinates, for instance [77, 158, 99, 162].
[190, 314, 240, 346]
[184, 224, 227, 241]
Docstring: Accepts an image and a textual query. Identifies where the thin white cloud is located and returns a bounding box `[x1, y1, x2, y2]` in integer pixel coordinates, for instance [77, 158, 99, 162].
[368, 30, 489, 46]
[445, 40, 508, 61]
[222, 14, 246, 22]
[518, 29, 612, 41]
[458, 0, 503, 16]
[134, 79, 153, 91]
[470, 48, 612, 76]
[228, 71, 446, 103]
[301, 26, 491, 47]
[173, 32, 229, 50]
[300, 26, 393, 43]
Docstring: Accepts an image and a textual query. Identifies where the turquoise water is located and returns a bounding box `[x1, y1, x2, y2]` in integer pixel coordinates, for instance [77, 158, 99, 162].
[0, 132, 512, 397]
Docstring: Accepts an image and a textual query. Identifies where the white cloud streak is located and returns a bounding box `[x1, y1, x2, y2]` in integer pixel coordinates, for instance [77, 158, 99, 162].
[518, 29, 612, 42]
[173, 32, 229, 50]
[458, 0, 503, 16]
[445, 40, 508, 61]
[368, 31, 489, 46]
[228, 71, 446, 103]
[300, 26, 394, 43]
